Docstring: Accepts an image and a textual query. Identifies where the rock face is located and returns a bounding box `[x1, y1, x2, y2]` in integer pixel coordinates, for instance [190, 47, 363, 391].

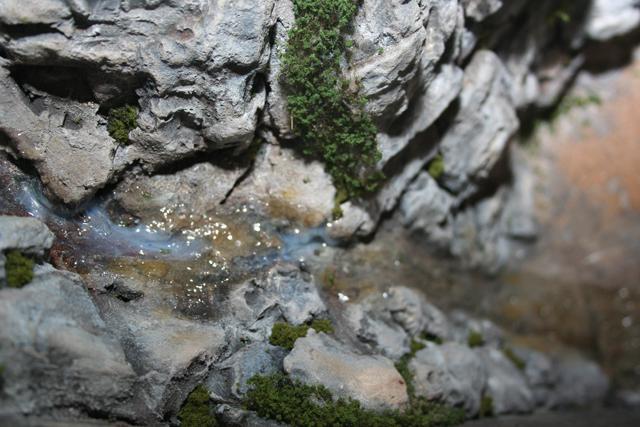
[284, 330, 409, 411]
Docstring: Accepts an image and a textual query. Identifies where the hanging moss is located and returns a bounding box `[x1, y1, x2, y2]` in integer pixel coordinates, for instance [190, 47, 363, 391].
[5, 250, 34, 288]
[282, 0, 382, 200]
[107, 105, 138, 145]
[178, 385, 218, 427]
[244, 373, 465, 427]
[269, 319, 335, 350]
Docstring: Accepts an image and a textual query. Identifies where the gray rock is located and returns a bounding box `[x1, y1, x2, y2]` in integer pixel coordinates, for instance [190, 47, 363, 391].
[0, 0, 277, 204]
[440, 50, 519, 196]
[462, 0, 503, 22]
[0, 216, 54, 254]
[410, 342, 487, 416]
[477, 347, 535, 415]
[208, 342, 288, 401]
[284, 330, 409, 411]
[0, 67, 117, 205]
[548, 356, 610, 409]
[587, 0, 640, 41]
[449, 310, 505, 348]
[386, 286, 453, 340]
[0, 265, 139, 421]
[398, 172, 455, 246]
[516, 347, 558, 407]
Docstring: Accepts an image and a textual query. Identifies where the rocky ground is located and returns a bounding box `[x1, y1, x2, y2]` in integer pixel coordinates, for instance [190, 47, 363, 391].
[1, 0, 640, 426]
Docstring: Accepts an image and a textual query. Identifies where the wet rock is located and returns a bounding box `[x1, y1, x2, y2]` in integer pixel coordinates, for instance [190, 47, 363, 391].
[477, 347, 535, 415]
[0, 265, 139, 421]
[0, 215, 54, 255]
[0, 67, 117, 205]
[284, 330, 409, 411]
[104, 280, 144, 302]
[440, 50, 519, 196]
[410, 342, 487, 416]
[587, 0, 640, 41]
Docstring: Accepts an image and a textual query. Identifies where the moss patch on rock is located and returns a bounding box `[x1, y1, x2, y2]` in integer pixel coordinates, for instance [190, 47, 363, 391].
[467, 330, 484, 348]
[244, 373, 465, 427]
[282, 0, 382, 200]
[5, 250, 34, 288]
[269, 319, 334, 350]
[427, 154, 445, 179]
[107, 105, 138, 145]
[503, 347, 526, 371]
[395, 339, 426, 399]
[178, 385, 218, 427]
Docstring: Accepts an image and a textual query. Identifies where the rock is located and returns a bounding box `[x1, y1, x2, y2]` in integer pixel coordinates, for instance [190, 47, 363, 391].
[386, 286, 453, 340]
[410, 342, 487, 416]
[284, 330, 409, 411]
[0, 0, 278, 203]
[398, 172, 455, 246]
[216, 404, 286, 427]
[0, 215, 54, 254]
[548, 356, 610, 408]
[449, 310, 505, 347]
[0, 68, 117, 205]
[0, 265, 139, 421]
[439, 50, 519, 196]
[207, 342, 288, 401]
[587, 0, 640, 41]
[477, 347, 535, 415]
[343, 300, 411, 361]
[462, 0, 503, 22]
[515, 347, 558, 407]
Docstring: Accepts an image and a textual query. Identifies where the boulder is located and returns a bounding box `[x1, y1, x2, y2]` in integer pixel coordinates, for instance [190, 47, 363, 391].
[284, 330, 409, 411]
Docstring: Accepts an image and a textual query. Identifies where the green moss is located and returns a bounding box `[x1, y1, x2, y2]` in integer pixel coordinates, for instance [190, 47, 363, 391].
[502, 347, 526, 371]
[107, 105, 138, 145]
[178, 385, 218, 427]
[282, 0, 382, 200]
[395, 339, 426, 400]
[479, 395, 494, 418]
[427, 154, 445, 179]
[269, 319, 334, 350]
[421, 332, 444, 345]
[467, 331, 484, 348]
[244, 373, 465, 427]
[5, 250, 34, 288]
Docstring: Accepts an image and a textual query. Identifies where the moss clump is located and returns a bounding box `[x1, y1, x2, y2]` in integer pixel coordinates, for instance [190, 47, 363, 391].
[244, 373, 465, 427]
[421, 332, 444, 345]
[503, 347, 526, 371]
[479, 395, 494, 418]
[178, 385, 218, 427]
[395, 339, 426, 399]
[467, 331, 484, 348]
[427, 154, 445, 179]
[282, 0, 382, 200]
[5, 250, 34, 288]
[269, 319, 334, 350]
[107, 105, 138, 145]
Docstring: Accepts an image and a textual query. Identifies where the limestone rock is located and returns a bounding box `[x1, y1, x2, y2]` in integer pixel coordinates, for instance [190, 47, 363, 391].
[284, 330, 409, 411]
[587, 0, 640, 41]
[0, 215, 54, 255]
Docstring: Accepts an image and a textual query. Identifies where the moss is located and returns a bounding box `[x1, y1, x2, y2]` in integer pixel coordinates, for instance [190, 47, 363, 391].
[467, 330, 484, 348]
[502, 347, 526, 371]
[5, 250, 34, 288]
[269, 319, 334, 350]
[479, 395, 494, 418]
[395, 339, 426, 400]
[427, 154, 445, 179]
[107, 105, 138, 145]
[244, 373, 465, 427]
[178, 385, 218, 427]
[282, 0, 382, 200]
[421, 332, 444, 345]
